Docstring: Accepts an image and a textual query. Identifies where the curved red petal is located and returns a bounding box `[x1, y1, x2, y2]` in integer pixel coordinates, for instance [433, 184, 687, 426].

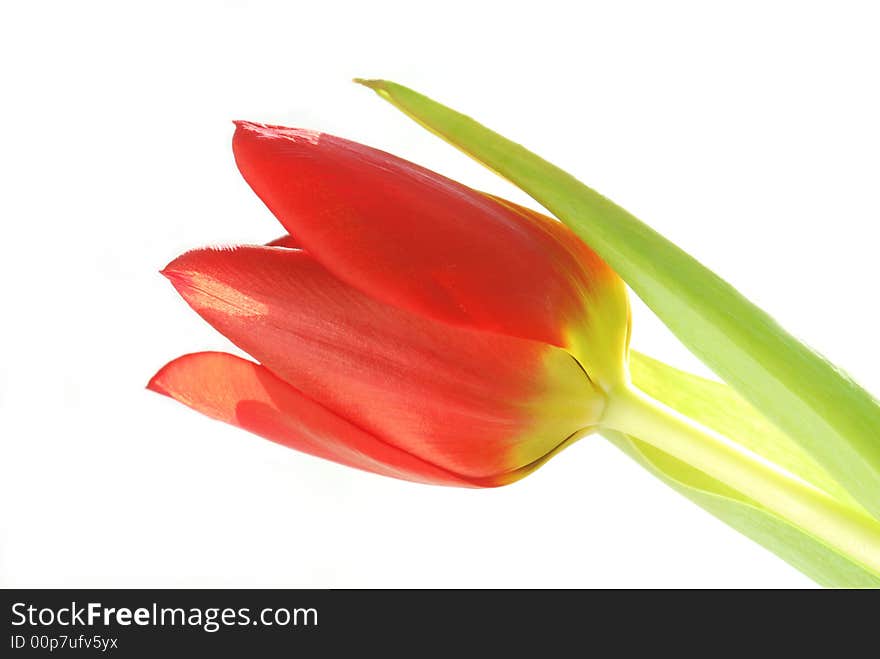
[232, 122, 627, 368]
[162, 246, 600, 479]
[148, 352, 480, 486]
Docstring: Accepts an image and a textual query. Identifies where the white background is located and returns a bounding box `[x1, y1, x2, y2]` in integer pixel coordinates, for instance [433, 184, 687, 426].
[1, 1, 878, 588]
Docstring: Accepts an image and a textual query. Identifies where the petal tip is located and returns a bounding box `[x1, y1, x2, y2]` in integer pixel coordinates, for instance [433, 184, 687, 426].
[232, 119, 263, 132]
[232, 120, 322, 144]
[146, 366, 171, 396]
[160, 246, 230, 283]
[146, 352, 226, 398]
[159, 258, 189, 287]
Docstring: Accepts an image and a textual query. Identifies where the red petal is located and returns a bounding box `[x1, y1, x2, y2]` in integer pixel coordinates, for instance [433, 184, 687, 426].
[163, 246, 599, 480]
[265, 234, 301, 249]
[148, 352, 477, 486]
[232, 122, 626, 358]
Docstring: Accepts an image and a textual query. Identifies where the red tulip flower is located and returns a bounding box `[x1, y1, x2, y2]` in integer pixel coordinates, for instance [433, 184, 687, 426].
[148, 121, 631, 487]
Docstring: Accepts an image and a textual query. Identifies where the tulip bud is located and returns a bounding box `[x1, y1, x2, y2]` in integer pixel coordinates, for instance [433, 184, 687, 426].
[149, 123, 630, 486]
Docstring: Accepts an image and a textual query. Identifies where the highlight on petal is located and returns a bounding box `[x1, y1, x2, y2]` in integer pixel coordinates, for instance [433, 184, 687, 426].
[232, 121, 630, 388]
[161, 245, 602, 481]
[147, 351, 481, 487]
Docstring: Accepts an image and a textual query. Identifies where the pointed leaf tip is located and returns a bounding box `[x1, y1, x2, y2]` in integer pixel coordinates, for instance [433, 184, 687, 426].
[352, 77, 381, 89]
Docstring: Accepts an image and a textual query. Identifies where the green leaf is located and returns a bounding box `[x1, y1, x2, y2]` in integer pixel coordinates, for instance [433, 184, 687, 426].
[611, 351, 880, 587]
[604, 429, 880, 587]
[629, 351, 865, 512]
[356, 79, 880, 519]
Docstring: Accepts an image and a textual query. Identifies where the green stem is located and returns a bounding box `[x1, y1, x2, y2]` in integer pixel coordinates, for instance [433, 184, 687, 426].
[601, 384, 880, 575]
